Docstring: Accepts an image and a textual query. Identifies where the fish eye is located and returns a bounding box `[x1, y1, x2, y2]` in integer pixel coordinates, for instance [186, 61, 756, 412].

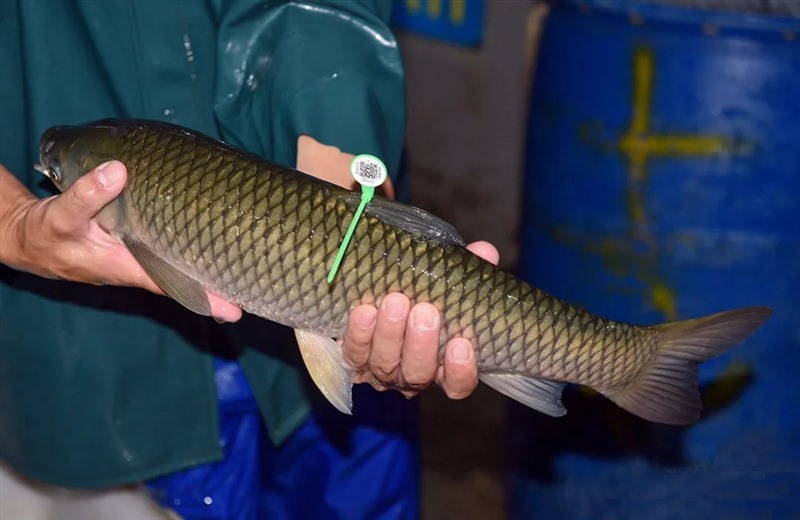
[33, 162, 54, 181]
[35, 161, 62, 182]
[48, 158, 64, 182]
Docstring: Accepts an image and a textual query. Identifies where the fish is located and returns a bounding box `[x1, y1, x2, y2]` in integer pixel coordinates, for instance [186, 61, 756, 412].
[35, 119, 772, 425]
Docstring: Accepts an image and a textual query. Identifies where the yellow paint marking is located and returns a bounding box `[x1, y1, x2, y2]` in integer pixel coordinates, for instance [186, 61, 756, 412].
[405, 0, 421, 13]
[628, 49, 653, 136]
[427, 0, 442, 18]
[614, 48, 729, 320]
[619, 134, 728, 157]
[702, 360, 753, 411]
[650, 282, 677, 321]
[619, 48, 729, 233]
[450, 0, 466, 25]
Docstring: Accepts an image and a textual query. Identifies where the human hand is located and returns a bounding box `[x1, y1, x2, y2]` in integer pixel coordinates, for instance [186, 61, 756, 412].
[296, 135, 493, 401]
[0, 162, 242, 322]
[296, 134, 395, 198]
[342, 241, 499, 400]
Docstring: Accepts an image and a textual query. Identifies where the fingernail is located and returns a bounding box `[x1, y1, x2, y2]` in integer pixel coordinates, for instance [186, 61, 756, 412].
[95, 162, 121, 188]
[356, 310, 376, 329]
[383, 296, 407, 322]
[451, 340, 472, 363]
[412, 305, 438, 332]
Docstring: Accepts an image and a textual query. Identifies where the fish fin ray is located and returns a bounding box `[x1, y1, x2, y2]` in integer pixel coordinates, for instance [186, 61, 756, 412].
[122, 235, 211, 316]
[605, 306, 772, 425]
[294, 329, 355, 415]
[336, 192, 465, 246]
[480, 373, 567, 417]
[606, 356, 702, 425]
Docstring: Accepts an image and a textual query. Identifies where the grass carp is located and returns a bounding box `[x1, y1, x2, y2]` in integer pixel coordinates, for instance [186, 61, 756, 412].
[36, 120, 772, 425]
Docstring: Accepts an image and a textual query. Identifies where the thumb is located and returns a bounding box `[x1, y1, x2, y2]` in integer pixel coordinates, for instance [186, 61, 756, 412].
[51, 161, 127, 222]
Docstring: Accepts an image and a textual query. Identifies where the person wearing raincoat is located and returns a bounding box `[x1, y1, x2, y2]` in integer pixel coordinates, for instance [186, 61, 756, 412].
[0, 1, 495, 518]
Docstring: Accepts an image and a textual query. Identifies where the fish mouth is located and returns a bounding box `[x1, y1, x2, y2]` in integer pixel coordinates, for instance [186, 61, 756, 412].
[34, 153, 60, 183]
[35, 127, 66, 182]
[33, 156, 55, 181]
[33, 161, 48, 175]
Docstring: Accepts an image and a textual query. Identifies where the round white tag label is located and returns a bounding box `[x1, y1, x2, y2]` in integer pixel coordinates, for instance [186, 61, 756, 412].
[350, 154, 387, 188]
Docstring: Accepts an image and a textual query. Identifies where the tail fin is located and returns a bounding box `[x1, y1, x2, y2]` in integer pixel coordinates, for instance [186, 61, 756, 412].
[606, 306, 772, 425]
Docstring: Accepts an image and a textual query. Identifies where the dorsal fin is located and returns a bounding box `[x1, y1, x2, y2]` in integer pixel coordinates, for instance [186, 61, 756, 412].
[336, 192, 465, 246]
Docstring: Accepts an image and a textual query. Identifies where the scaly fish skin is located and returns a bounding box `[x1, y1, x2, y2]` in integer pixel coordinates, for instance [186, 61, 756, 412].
[36, 120, 772, 424]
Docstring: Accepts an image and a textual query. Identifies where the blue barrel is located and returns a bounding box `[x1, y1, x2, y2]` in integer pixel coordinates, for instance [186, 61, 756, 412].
[514, 1, 800, 518]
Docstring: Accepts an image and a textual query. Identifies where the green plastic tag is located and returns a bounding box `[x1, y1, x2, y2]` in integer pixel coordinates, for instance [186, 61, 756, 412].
[327, 155, 388, 283]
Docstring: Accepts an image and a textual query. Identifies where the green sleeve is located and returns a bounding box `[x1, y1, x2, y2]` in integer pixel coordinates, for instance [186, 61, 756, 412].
[211, 0, 407, 445]
[213, 0, 406, 179]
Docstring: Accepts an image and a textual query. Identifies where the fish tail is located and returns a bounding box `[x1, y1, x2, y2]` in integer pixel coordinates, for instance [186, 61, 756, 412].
[603, 306, 772, 425]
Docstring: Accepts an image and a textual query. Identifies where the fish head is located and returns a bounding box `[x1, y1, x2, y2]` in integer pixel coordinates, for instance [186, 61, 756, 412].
[35, 123, 118, 193]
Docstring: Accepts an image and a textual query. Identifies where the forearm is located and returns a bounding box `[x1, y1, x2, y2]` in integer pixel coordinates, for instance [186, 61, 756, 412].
[0, 164, 39, 271]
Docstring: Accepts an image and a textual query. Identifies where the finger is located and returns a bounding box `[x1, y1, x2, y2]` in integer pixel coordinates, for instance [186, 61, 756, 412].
[105, 252, 165, 294]
[207, 293, 243, 323]
[466, 241, 499, 266]
[51, 161, 127, 227]
[399, 303, 441, 388]
[342, 305, 378, 369]
[369, 293, 410, 385]
[439, 338, 478, 400]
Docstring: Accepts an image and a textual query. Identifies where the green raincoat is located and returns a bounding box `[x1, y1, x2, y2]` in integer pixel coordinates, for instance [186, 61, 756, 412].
[0, 0, 405, 487]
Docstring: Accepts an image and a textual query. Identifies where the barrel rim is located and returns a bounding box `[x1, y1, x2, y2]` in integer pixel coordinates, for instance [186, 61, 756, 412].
[561, 0, 800, 37]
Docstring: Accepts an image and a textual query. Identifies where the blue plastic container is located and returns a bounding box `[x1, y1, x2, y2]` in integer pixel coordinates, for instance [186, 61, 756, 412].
[391, 0, 484, 47]
[514, 1, 800, 518]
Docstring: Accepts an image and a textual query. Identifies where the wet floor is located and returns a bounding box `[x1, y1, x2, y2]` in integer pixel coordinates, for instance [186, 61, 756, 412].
[419, 387, 508, 520]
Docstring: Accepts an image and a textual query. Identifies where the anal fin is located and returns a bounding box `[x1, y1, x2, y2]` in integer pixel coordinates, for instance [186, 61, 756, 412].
[480, 373, 567, 417]
[122, 235, 211, 316]
[294, 330, 356, 415]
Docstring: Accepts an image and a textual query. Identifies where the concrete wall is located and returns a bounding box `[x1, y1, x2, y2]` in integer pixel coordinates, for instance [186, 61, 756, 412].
[396, 2, 549, 519]
[400, 1, 544, 270]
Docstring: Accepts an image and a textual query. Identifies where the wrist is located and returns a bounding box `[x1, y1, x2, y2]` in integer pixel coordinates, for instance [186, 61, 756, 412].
[0, 197, 34, 273]
[0, 166, 42, 273]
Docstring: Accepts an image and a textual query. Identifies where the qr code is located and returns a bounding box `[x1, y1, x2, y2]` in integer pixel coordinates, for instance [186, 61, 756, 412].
[356, 160, 380, 181]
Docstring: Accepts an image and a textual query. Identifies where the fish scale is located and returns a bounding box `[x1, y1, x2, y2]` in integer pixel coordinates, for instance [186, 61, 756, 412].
[37, 120, 772, 425]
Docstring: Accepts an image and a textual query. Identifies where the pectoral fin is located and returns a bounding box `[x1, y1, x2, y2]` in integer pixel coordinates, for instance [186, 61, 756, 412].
[294, 329, 356, 414]
[122, 235, 211, 316]
[480, 373, 567, 417]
